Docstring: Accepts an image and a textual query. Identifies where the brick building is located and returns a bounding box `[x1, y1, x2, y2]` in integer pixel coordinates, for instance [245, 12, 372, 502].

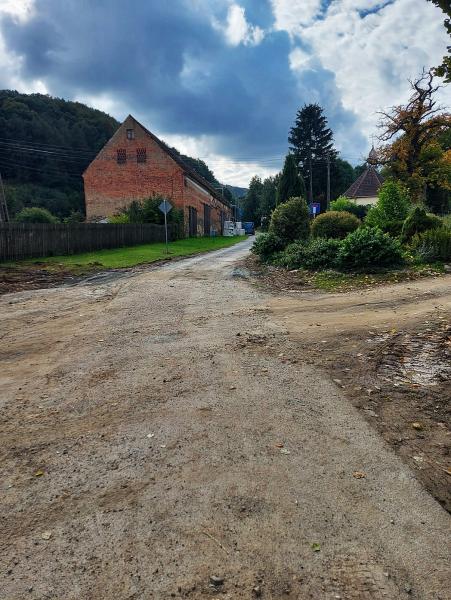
[83, 115, 231, 236]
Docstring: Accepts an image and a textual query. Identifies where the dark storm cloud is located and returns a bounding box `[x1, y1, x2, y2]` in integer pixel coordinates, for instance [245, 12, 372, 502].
[0, 0, 365, 161]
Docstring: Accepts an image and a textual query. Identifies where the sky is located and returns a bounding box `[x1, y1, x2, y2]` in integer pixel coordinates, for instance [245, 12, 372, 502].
[0, 0, 449, 187]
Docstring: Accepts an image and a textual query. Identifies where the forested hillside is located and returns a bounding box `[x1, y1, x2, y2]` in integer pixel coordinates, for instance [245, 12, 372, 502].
[0, 91, 119, 218]
[0, 91, 234, 218]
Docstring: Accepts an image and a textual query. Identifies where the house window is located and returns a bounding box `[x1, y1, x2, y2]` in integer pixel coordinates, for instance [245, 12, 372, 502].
[117, 148, 126, 164]
[126, 128, 135, 140]
[137, 148, 147, 163]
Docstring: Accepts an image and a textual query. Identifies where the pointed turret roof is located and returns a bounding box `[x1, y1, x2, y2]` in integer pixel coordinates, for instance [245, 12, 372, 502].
[344, 166, 384, 199]
[344, 147, 384, 199]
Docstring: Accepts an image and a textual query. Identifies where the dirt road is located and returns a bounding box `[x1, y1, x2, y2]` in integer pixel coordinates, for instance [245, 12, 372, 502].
[1, 238, 450, 599]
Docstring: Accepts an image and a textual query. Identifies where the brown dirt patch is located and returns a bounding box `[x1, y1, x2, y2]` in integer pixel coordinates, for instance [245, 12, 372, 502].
[246, 259, 451, 512]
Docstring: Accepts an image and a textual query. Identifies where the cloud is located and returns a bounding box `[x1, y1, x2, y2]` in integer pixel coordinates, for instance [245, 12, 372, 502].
[217, 4, 265, 47]
[280, 0, 451, 140]
[0, 0, 449, 186]
[271, 0, 322, 33]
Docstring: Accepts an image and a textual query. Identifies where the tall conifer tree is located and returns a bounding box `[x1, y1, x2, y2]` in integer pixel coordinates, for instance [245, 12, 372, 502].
[288, 104, 336, 203]
[276, 154, 306, 204]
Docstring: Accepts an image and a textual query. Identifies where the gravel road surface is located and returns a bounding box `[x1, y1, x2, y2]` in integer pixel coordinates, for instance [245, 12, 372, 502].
[1, 237, 450, 599]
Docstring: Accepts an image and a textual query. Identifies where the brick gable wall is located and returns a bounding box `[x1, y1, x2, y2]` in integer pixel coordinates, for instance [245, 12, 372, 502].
[83, 116, 231, 236]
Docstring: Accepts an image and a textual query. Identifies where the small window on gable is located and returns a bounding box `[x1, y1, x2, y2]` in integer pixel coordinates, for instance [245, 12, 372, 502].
[126, 128, 135, 140]
[137, 148, 147, 163]
[117, 148, 126, 164]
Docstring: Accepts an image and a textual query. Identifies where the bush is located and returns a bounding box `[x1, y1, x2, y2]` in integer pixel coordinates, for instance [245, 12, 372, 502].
[278, 238, 341, 271]
[14, 207, 59, 224]
[330, 196, 369, 219]
[411, 227, 451, 262]
[337, 227, 404, 271]
[111, 196, 184, 226]
[311, 210, 360, 239]
[251, 232, 286, 261]
[401, 206, 442, 241]
[365, 179, 411, 234]
[302, 238, 342, 270]
[269, 196, 310, 244]
[277, 241, 307, 270]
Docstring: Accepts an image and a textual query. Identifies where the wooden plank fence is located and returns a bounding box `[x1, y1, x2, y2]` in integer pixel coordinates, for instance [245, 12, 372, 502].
[0, 222, 180, 261]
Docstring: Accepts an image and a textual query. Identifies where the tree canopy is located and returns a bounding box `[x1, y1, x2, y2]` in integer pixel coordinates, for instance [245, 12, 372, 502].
[276, 154, 306, 204]
[427, 0, 451, 82]
[288, 103, 337, 203]
[378, 70, 451, 211]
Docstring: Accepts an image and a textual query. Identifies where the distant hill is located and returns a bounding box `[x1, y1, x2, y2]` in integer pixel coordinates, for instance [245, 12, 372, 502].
[0, 91, 234, 218]
[226, 184, 248, 199]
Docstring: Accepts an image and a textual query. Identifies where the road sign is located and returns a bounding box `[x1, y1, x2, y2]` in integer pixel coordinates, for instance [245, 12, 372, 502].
[159, 200, 173, 215]
[158, 199, 172, 254]
[310, 202, 321, 216]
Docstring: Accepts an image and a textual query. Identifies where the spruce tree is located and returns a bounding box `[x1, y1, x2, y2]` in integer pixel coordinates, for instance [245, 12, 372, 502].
[276, 154, 306, 204]
[288, 104, 336, 203]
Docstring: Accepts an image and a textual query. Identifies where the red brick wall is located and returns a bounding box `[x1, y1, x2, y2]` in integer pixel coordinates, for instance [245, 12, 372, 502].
[83, 115, 231, 235]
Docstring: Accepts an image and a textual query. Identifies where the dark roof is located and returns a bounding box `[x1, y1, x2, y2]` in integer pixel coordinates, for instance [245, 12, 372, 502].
[344, 166, 384, 199]
[128, 115, 230, 207]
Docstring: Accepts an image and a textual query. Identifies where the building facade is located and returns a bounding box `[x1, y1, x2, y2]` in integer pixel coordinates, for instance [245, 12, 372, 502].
[83, 115, 231, 236]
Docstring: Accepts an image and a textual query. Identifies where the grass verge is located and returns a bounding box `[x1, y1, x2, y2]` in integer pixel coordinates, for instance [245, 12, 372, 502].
[2, 236, 247, 273]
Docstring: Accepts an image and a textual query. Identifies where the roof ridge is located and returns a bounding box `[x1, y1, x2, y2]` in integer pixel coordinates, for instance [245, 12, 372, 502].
[128, 115, 229, 207]
[344, 165, 384, 199]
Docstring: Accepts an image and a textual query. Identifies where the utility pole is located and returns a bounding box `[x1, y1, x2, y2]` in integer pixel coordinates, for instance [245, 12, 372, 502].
[308, 152, 313, 204]
[326, 154, 331, 210]
[0, 172, 9, 223]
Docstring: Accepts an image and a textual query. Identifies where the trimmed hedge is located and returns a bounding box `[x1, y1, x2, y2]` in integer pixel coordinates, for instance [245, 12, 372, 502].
[311, 210, 360, 239]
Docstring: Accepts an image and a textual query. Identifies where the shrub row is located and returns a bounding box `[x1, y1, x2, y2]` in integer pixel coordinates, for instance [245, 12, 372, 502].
[253, 227, 404, 272]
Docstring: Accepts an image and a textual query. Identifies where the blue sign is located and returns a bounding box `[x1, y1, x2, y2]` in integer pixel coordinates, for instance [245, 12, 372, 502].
[309, 202, 321, 216]
[158, 200, 173, 215]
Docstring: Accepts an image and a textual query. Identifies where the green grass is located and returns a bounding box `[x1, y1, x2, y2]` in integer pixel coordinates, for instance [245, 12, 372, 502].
[3, 236, 247, 273]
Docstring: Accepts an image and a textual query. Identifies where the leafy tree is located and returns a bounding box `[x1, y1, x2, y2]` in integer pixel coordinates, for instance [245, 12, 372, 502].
[427, 1, 451, 82]
[289, 103, 337, 203]
[242, 176, 263, 222]
[366, 179, 411, 234]
[269, 196, 310, 244]
[276, 154, 306, 204]
[378, 70, 451, 203]
[14, 207, 59, 223]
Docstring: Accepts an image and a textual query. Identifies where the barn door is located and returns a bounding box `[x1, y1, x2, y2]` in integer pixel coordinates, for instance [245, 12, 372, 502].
[189, 207, 197, 237]
[203, 204, 211, 236]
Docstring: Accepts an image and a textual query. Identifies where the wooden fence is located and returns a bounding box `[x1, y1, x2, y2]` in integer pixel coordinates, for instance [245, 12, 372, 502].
[0, 222, 180, 261]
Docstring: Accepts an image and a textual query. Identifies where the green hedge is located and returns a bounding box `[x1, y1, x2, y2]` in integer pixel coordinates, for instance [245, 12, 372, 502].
[311, 210, 360, 239]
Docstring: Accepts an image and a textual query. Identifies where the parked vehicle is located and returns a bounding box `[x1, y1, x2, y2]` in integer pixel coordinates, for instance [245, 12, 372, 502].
[242, 221, 255, 235]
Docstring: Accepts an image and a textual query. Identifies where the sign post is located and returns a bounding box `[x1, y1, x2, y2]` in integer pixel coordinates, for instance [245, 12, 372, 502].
[158, 199, 173, 254]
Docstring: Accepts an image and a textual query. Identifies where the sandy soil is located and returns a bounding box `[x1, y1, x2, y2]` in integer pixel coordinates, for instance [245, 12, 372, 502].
[1, 238, 450, 600]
